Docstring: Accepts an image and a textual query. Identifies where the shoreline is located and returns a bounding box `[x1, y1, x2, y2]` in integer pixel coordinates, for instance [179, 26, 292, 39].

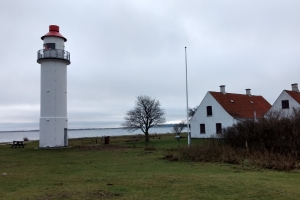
[0, 132, 175, 145]
[0, 126, 176, 143]
[0, 124, 176, 133]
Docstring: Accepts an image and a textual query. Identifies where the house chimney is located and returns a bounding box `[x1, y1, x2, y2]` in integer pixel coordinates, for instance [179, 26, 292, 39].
[246, 89, 251, 96]
[220, 85, 226, 94]
[291, 83, 299, 92]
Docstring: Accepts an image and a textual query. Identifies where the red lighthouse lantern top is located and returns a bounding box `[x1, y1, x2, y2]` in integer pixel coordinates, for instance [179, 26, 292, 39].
[41, 25, 67, 42]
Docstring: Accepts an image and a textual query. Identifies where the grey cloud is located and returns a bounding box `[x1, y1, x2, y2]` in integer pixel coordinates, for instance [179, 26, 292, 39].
[1, 0, 300, 130]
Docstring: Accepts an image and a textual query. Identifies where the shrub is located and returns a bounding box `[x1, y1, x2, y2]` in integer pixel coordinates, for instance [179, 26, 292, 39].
[162, 153, 179, 161]
[180, 108, 300, 171]
[221, 108, 300, 158]
[144, 146, 156, 151]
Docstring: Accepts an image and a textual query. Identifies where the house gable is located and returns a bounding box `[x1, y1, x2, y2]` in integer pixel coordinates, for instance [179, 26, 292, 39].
[190, 92, 234, 138]
[268, 90, 300, 115]
[285, 90, 300, 104]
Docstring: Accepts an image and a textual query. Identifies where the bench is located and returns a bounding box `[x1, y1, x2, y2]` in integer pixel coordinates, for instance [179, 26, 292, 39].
[11, 141, 26, 148]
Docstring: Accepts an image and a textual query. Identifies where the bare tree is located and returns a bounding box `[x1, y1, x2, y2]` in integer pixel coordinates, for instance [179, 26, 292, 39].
[172, 120, 186, 136]
[122, 95, 166, 141]
[188, 105, 199, 118]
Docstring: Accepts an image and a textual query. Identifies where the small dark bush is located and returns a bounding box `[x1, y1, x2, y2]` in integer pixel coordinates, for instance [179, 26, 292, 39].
[162, 153, 179, 161]
[23, 137, 29, 141]
[144, 146, 156, 151]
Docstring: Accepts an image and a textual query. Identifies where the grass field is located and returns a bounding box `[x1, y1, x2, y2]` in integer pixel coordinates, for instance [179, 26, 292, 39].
[1, 133, 300, 200]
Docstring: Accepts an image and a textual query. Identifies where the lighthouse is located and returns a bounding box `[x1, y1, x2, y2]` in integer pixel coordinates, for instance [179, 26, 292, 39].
[37, 25, 71, 148]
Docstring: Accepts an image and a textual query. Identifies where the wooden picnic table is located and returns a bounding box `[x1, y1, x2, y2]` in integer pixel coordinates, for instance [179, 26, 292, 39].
[11, 141, 26, 148]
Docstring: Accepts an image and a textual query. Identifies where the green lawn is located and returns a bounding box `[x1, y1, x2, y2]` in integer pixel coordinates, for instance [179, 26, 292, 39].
[1, 133, 300, 200]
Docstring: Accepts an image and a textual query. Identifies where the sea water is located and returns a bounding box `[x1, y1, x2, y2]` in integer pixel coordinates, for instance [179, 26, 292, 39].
[0, 126, 177, 143]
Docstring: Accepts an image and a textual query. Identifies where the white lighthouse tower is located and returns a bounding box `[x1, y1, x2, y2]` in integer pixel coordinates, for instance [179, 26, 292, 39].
[37, 25, 70, 148]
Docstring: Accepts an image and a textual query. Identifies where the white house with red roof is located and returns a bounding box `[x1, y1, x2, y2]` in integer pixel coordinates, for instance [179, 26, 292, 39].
[190, 85, 271, 138]
[267, 83, 300, 115]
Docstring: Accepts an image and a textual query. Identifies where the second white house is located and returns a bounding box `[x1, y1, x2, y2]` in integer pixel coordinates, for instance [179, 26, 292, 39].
[267, 83, 300, 116]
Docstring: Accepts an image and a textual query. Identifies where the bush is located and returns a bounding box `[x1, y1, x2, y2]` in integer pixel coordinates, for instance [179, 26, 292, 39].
[180, 108, 300, 171]
[222, 108, 300, 157]
[144, 146, 156, 151]
[162, 153, 179, 161]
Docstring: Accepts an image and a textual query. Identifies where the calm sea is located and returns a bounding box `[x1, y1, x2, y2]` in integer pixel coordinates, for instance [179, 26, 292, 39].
[0, 126, 176, 143]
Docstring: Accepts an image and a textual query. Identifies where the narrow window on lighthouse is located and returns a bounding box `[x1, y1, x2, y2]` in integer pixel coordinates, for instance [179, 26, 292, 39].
[44, 43, 56, 50]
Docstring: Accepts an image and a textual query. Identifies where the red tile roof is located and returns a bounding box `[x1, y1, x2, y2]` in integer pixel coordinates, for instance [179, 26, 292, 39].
[285, 90, 300, 104]
[209, 92, 271, 119]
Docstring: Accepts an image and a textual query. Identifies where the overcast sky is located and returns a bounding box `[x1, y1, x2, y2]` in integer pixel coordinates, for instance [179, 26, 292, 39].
[1, 0, 300, 130]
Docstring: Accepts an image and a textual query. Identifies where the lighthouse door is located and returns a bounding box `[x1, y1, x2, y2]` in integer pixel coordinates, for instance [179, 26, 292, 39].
[64, 128, 68, 147]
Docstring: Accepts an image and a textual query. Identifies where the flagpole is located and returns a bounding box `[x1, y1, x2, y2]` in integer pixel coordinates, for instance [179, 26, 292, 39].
[185, 47, 191, 146]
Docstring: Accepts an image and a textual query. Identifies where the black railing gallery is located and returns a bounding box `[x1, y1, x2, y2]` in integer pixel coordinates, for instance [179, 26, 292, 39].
[37, 49, 70, 61]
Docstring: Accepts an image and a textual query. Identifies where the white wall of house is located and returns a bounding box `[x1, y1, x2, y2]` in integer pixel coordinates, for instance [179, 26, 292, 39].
[190, 92, 236, 138]
[267, 91, 300, 116]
